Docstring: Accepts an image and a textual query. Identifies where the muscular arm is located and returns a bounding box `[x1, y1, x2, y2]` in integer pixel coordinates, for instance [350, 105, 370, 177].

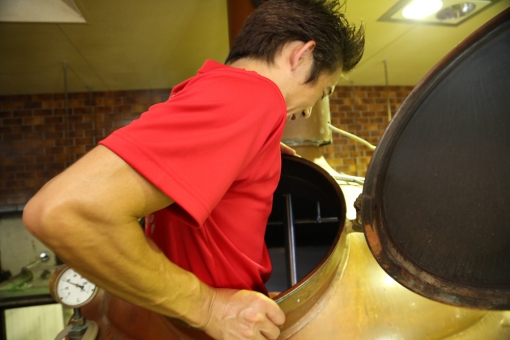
[23, 145, 284, 339]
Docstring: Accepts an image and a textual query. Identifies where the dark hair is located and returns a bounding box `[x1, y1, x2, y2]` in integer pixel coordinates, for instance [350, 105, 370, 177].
[225, 0, 365, 83]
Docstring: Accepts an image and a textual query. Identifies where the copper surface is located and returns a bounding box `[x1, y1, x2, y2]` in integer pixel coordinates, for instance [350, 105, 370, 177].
[282, 97, 332, 147]
[284, 228, 510, 339]
[80, 225, 510, 339]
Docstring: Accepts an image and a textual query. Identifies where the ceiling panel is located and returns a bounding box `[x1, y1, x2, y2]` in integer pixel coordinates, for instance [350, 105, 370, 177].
[0, 0, 508, 95]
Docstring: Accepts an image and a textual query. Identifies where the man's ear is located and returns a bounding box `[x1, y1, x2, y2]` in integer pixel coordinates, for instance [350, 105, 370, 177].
[290, 40, 316, 71]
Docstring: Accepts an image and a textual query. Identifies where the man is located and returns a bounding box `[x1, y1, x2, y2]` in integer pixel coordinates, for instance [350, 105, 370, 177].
[23, 0, 364, 339]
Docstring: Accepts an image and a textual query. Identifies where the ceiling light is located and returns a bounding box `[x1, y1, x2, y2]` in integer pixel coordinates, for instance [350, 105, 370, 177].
[0, 0, 86, 23]
[436, 3, 477, 20]
[402, 0, 444, 19]
[379, 0, 502, 26]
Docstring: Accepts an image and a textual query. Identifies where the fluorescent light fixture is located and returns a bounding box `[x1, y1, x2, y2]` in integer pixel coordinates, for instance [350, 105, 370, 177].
[402, 0, 444, 19]
[379, 0, 502, 26]
[0, 0, 86, 23]
[436, 3, 477, 20]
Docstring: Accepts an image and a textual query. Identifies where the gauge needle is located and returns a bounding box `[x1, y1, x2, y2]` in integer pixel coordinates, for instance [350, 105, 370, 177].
[66, 279, 85, 290]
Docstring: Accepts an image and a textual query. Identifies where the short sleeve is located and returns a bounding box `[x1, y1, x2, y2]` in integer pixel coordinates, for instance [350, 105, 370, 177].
[99, 65, 286, 227]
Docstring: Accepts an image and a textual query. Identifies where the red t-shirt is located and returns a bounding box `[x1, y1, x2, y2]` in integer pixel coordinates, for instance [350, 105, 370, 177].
[99, 60, 286, 294]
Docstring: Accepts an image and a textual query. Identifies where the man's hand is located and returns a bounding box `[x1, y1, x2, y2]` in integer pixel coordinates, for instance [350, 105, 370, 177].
[202, 288, 285, 340]
[280, 142, 300, 157]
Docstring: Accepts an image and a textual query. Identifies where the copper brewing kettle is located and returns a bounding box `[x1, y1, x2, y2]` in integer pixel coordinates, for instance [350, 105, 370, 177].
[79, 8, 510, 339]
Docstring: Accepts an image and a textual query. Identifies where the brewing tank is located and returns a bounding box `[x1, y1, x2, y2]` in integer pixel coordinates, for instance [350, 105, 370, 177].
[77, 7, 510, 339]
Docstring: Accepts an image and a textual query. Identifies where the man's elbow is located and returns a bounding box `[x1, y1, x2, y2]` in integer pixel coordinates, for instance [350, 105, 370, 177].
[23, 192, 65, 244]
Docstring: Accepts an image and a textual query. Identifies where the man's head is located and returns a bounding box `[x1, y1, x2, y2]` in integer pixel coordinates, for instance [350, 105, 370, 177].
[225, 0, 365, 84]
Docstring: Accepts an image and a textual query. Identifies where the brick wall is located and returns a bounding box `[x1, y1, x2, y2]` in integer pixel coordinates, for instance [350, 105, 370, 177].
[0, 89, 170, 212]
[0, 85, 413, 211]
[325, 85, 414, 177]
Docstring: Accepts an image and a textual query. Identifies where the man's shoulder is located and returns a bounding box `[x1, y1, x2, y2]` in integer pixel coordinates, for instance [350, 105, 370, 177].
[184, 62, 282, 103]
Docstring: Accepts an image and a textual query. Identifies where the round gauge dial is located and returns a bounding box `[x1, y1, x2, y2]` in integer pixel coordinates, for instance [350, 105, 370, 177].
[50, 265, 98, 308]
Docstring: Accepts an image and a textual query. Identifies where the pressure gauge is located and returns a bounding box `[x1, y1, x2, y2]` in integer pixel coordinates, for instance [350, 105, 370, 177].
[50, 265, 98, 308]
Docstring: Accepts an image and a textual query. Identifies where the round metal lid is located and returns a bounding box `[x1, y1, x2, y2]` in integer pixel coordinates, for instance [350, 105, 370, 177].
[362, 9, 510, 309]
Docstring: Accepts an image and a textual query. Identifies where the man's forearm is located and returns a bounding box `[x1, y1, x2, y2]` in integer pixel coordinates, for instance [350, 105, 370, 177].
[22, 146, 285, 339]
[25, 204, 214, 328]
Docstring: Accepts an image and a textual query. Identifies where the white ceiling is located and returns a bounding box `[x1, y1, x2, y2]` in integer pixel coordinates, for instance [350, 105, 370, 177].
[0, 0, 508, 96]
